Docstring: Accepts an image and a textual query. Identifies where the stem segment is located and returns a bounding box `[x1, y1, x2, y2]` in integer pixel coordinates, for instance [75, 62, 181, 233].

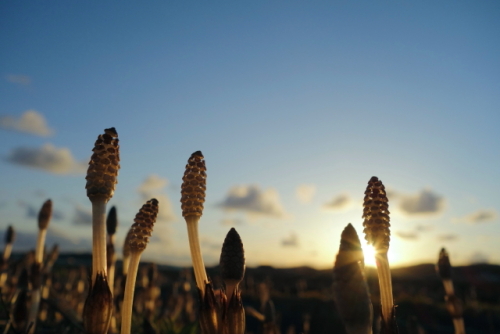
[91, 200, 107, 283]
[121, 252, 141, 334]
[185, 216, 208, 296]
[376, 252, 393, 325]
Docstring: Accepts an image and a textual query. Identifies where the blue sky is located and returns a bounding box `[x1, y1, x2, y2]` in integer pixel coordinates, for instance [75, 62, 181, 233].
[1, 1, 499, 269]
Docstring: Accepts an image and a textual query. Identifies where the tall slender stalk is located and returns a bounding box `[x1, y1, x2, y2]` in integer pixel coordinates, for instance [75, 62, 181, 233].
[120, 199, 159, 334]
[107, 206, 118, 334]
[437, 248, 466, 334]
[181, 151, 208, 296]
[84, 127, 120, 334]
[362, 176, 395, 333]
[0, 225, 15, 289]
[27, 199, 52, 334]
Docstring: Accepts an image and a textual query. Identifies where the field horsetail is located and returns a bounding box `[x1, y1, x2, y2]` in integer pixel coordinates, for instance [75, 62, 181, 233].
[83, 127, 120, 334]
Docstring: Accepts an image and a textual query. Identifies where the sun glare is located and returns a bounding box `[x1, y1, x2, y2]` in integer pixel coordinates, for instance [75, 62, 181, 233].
[361, 242, 402, 267]
[361, 243, 377, 267]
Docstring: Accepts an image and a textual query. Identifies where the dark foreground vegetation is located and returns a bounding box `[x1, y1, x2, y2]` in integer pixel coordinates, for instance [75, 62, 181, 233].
[1, 252, 499, 334]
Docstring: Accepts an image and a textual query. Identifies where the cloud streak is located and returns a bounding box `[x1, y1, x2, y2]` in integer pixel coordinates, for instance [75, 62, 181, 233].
[397, 189, 445, 216]
[6, 144, 87, 174]
[219, 185, 288, 218]
[323, 193, 352, 211]
[455, 209, 497, 224]
[0, 110, 53, 137]
[296, 184, 316, 204]
[5, 74, 32, 85]
[281, 232, 299, 247]
[395, 231, 419, 240]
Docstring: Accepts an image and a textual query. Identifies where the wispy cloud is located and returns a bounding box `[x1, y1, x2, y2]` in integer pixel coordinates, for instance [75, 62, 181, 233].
[18, 200, 64, 221]
[221, 218, 244, 226]
[137, 174, 176, 222]
[72, 205, 92, 225]
[296, 184, 316, 204]
[281, 232, 299, 247]
[396, 189, 445, 216]
[394, 231, 419, 240]
[454, 209, 497, 224]
[6, 144, 87, 174]
[0, 226, 91, 252]
[219, 185, 288, 218]
[0, 110, 54, 137]
[437, 234, 458, 242]
[5, 74, 32, 86]
[323, 193, 352, 211]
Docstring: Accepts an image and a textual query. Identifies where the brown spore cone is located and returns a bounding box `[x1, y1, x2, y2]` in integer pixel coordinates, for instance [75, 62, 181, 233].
[220, 228, 245, 284]
[128, 199, 159, 253]
[181, 151, 206, 218]
[86, 127, 120, 202]
[437, 248, 452, 280]
[38, 199, 52, 230]
[362, 176, 391, 251]
[106, 206, 118, 236]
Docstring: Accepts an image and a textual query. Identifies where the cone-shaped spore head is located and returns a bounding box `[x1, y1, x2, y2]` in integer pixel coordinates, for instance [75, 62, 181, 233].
[437, 247, 452, 280]
[362, 176, 391, 251]
[336, 223, 364, 268]
[333, 224, 372, 332]
[220, 228, 245, 285]
[38, 199, 52, 230]
[106, 206, 118, 236]
[128, 199, 159, 253]
[181, 151, 206, 218]
[6, 225, 15, 244]
[86, 128, 120, 203]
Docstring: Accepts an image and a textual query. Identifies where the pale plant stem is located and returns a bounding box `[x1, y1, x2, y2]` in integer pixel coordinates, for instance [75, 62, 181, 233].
[122, 256, 130, 276]
[443, 279, 455, 295]
[35, 229, 47, 264]
[185, 216, 208, 296]
[375, 252, 393, 324]
[109, 262, 116, 296]
[3, 243, 13, 261]
[91, 200, 107, 284]
[27, 289, 41, 334]
[453, 318, 466, 334]
[225, 282, 237, 301]
[121, 252, 141, 334]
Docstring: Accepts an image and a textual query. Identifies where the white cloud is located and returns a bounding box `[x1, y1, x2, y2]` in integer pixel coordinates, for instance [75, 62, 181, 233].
[0, 110, 54, 137]
[137, 174, 176, 223]
[398, 189, 445, 216]
[281, 232, 299, 247]
[218, 185, 288, 218]
[455, 209, 497, 224]
[5, 74, 32, 85]
[323, 193, 352, 211]
[6, 143, 87, 174]
[296, 184, 316, 204]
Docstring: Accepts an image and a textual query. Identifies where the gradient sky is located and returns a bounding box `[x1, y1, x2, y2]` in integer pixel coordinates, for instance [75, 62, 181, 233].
[1, 1, 499, 269]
